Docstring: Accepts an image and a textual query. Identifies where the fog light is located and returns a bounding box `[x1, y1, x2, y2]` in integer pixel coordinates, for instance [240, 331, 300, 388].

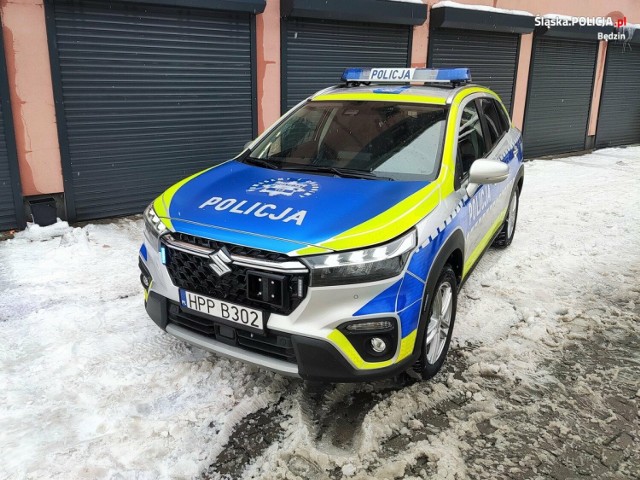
[140, 273, 150, 289]
[370, 337, 387, 353]
[346, 320, 393, 332]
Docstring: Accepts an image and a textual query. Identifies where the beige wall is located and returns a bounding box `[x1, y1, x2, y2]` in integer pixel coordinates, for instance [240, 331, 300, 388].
[511, 33, 532, 130]
[1, 0, 62, 196]
[256, 0, 280, 134]
[411, 1, 430, 68]
[588, 41, 608, 136]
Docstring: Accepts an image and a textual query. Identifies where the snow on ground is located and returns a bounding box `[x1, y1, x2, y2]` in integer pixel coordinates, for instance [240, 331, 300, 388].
[0, 221, 288, 479]
[1, 147, 639, 479]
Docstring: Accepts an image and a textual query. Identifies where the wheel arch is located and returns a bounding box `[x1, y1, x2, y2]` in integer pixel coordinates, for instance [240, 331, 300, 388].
[425, 228, 465, 293]
[516, 164, 525, 195]
[412, 228, 465, 359]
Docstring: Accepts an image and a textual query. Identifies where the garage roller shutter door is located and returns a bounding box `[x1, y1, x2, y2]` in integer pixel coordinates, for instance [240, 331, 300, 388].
[283, 18, 410, 111]
[0, 98, 20, 230]
[0, 29, 22, 232]
[523, 38, 597, 158]
[596, 42, 640, 148]
[50, 0, 254, 221]
[429, 28, 519, 113]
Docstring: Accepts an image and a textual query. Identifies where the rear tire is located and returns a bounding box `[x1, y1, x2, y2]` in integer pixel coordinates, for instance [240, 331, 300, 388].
[493, 185, 519, 248]
[413, 265, 458, 380]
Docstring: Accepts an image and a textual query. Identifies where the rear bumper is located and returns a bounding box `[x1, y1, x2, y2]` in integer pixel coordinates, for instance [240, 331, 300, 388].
[145, 291, 417, 382]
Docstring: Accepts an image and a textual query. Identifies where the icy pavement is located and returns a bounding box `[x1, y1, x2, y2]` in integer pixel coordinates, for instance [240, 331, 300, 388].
[1, 147, 639, 480]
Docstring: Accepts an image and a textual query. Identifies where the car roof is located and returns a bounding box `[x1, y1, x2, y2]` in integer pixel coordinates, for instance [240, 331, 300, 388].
[309, 84, 491, 106]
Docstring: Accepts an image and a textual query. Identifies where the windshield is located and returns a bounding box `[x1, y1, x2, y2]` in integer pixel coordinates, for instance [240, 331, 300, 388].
[247, 101, 447, 181]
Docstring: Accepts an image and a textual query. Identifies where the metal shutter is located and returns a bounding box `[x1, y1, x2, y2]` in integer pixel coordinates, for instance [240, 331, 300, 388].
[429, 28, 519, 113]
[596, 42, 640, 148]
[283, 18, 410, 111]
[0, 98, 20, 231]
[523, 38, 597, 158]
[50, 0, 254, 221]
[0, 28, 22, 232]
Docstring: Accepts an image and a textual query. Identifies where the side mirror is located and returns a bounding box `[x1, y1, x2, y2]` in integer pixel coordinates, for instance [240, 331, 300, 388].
[243, 140, 252, 150]
[468, 159, 509, 185]
[466, 159, 508, 196]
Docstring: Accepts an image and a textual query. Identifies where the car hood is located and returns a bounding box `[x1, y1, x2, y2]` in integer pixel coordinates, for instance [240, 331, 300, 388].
[159, 161, 432, 255]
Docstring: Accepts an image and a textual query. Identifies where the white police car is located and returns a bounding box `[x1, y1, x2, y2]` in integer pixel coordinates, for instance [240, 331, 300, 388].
[139, 67, 524, 382]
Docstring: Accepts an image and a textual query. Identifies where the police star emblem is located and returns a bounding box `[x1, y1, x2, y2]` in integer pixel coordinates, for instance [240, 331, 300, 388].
[247, 178, 320, 198]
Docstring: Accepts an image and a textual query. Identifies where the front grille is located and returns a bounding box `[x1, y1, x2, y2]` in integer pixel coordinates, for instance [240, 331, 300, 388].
[173, 232, 290, 262]
[164, 238, 307, 315]
[168, 303, 297, 363]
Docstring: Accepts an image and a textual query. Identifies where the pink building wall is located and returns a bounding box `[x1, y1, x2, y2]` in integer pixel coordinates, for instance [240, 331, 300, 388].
[1, 0, 63, 196]
[256, 0, 281, 134]
[511, 33, 533, 130]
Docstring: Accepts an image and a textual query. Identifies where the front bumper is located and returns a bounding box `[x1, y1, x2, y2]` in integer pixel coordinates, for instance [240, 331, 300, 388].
[144, 290, 418, 382]
[140, 230, 423, 382]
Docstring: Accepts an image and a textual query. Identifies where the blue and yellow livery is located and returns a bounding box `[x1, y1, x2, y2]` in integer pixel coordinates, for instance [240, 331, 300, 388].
[140, 68, 524, 382]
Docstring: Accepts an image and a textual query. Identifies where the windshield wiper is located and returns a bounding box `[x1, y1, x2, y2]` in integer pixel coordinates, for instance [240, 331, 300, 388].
[279, 165, 393, 181]
[243, 157, 282, 170]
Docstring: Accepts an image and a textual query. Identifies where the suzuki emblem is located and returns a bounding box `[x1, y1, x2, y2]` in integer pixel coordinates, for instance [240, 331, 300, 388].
[208, 248, 232, 277]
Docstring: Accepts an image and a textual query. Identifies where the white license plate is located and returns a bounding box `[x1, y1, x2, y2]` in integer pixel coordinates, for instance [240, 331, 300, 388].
[179, 290, 264, 332]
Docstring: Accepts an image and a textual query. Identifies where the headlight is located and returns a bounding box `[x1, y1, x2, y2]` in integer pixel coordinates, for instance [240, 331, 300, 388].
[303, 230, 416, 287]
[143, 203, 168, 241]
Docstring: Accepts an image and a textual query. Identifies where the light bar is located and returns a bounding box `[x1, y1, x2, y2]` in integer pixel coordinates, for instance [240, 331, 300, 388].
[341, 67, 471, 84]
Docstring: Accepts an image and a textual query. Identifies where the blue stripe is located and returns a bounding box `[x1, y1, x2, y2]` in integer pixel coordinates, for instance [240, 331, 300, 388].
[139, 244, 147, 261]
[398, 300, 422, 338]
[373, 86, 410, 94]
[353, 279, 402, 316]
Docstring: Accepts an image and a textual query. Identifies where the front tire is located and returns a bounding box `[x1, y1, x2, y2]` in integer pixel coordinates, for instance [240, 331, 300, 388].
[413, 265, 458, 380]
[493, 185, 519, 248]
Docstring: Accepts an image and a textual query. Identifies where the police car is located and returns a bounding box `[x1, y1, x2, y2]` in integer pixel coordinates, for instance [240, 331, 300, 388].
[139, 67, 524, 382]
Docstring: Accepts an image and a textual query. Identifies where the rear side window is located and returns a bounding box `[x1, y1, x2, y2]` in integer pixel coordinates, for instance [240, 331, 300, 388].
[457, 101, 487, 180]
[480, 98, 507, 146]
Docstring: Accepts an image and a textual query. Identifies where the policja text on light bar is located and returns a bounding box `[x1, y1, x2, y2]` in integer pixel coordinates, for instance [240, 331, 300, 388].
[341, 67, 471, 84]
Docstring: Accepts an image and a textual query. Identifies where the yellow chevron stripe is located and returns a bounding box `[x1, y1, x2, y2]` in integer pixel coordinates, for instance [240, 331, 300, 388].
[143, 280, 153, 303]
[153, 165, 217, 230]
[327, 329, 418, 370]
[321, 181, 441, 251]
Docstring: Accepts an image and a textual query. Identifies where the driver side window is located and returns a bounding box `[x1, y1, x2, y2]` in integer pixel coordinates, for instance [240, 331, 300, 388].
[456, 101, 487, 185]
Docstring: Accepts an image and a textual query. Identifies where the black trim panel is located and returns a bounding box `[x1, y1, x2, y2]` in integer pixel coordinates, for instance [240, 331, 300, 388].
[146, 291, 169, 330]
[430, 6, 534, 34]
[281, 0, 427, 26]
[293, 335, 417, 382]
